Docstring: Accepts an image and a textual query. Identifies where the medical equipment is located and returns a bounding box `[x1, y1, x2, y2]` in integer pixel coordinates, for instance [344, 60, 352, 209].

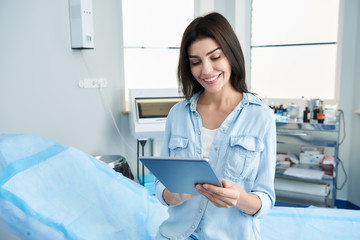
[129, 88, 183, 139]
[69, 0, 95, 49]
[129, 88, 183, 193]
[95, 155, 134, 180]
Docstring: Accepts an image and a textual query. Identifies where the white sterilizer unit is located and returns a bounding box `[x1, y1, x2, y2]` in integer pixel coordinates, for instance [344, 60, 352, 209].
[129, 88, 184, 139]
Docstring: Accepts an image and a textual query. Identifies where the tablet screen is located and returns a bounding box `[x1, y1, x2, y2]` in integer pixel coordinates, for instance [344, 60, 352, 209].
[139, 156, 222, 194]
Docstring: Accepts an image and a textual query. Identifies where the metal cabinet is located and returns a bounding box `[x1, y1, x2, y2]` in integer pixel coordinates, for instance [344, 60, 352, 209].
[275, 121, 340, 207]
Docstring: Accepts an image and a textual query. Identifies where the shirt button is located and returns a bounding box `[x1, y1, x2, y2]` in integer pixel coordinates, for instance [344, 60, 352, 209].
[197, 151, 201, 155]
[192, 224, 195, 229]
[215, 148, 218, 152]
[222, 128, 226, 132]
[199, 208, 202, 212]
[198, 131, 201, 135]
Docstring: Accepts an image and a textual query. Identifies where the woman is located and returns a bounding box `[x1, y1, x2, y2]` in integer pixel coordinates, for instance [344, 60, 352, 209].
[155, 12, 276, 240]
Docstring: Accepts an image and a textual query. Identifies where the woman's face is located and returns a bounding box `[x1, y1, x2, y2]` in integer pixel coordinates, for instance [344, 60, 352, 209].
[188, 37, 232, 94]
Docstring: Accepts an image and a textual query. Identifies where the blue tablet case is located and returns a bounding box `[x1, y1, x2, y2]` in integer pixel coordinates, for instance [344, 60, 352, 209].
[139, 156, 222, 194]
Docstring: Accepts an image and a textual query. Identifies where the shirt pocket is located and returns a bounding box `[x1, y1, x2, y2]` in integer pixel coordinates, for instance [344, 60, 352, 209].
[168, 136, 189, 158]
[224, 136, 264, 182]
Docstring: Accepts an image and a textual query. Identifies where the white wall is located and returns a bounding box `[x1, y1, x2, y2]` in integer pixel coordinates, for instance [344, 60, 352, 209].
[335, 0, 360, 205]
[0, 0, 139, 173]
[339, 0, 360, 207]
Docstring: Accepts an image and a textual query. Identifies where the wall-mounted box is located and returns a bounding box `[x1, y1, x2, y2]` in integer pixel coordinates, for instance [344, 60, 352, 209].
[69, 0, 94, 49]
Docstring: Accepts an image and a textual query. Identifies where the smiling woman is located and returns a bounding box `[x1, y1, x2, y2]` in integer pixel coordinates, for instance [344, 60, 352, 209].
[155, 12, 277, 240]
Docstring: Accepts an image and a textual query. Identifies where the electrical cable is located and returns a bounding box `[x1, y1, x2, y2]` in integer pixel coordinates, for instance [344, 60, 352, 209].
[336, 157, 348, 190]
[335, 109, 347, 190]
[97, 86, 137, 154]
[79, 52, 136, 155]
[337, 109, 346, 145]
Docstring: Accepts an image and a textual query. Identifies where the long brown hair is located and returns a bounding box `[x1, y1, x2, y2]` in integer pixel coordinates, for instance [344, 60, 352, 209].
[178, 12, 248, 100]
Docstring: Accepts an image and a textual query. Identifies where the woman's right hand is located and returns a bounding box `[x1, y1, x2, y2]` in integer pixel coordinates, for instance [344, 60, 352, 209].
[163, 189, 197, 206]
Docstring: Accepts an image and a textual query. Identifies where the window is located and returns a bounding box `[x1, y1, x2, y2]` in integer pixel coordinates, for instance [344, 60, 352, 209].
[250, 0, 340, 101]
[122, 0, 194, 109]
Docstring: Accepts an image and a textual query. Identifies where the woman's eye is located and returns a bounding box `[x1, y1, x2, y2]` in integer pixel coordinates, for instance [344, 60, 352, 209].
[190, 61, 200, 66]
[211, 55, 221, 61]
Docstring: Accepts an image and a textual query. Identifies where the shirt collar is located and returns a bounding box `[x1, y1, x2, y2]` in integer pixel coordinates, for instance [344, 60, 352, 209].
[241, 92, 263, 106]
[188, 91, 201, 112]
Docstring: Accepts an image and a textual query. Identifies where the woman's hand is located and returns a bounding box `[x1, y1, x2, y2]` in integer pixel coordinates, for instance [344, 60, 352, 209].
[163, 188, 197, 206]
[195, 180, 240, 208]
[195, 180, 261, 215]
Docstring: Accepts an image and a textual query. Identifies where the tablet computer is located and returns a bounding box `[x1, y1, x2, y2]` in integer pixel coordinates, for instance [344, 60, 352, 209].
[139, 156, 222, 194]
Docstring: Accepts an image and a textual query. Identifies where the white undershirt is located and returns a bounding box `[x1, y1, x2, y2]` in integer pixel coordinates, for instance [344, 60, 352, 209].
[202, 127, 218, 158]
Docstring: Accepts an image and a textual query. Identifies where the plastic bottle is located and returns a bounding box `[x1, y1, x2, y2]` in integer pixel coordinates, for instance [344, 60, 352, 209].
[278, 105, 284, 115]
[298, 96, 307, 120]
[313, 108, 320, 120]
[317, 113, 325, 123]
[288, 102, 298, 120]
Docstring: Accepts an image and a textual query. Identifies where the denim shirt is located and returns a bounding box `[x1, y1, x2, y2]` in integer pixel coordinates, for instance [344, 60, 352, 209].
[155, 92, 276, 240]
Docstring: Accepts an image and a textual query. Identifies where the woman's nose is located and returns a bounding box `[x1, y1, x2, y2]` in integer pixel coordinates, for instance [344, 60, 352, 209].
[201, 60, 213, 75]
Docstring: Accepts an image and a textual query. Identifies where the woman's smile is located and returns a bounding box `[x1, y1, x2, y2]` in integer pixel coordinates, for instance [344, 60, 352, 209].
[203, 73, 222, 83]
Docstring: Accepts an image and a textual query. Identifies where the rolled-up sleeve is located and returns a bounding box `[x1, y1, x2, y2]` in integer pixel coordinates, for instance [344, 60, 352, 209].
[251, 114, 277, 219]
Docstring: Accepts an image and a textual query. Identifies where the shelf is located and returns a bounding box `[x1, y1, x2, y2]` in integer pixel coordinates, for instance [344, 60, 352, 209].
[275, 178, 330, 197]
[276, 121, 338, 131]
[276, 170, 334, 182]
[276, 125, 339, 147]
[275, 119, 339, 208]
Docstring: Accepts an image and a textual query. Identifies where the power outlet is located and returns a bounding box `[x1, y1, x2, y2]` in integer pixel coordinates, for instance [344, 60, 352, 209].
[78, 78, 107, 88]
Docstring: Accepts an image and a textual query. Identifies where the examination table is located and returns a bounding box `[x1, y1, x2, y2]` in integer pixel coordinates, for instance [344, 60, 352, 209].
[1, 134, 359, 240]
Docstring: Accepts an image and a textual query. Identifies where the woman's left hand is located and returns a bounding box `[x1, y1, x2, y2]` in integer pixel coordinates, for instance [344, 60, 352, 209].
[195, 180, 241, 208]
